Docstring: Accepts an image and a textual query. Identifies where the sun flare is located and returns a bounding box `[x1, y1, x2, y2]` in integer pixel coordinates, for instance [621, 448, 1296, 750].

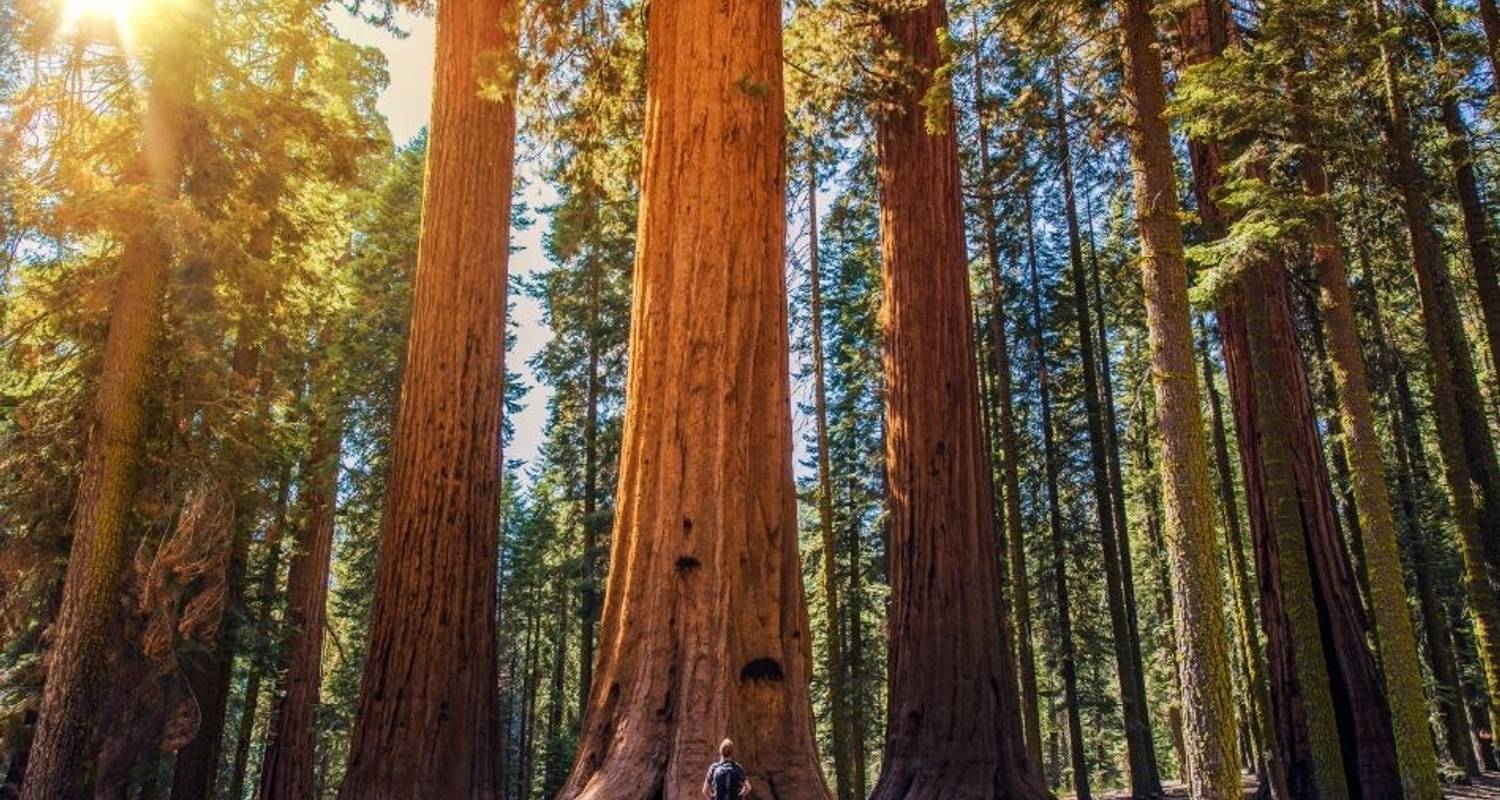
[59, 0, 141, 49]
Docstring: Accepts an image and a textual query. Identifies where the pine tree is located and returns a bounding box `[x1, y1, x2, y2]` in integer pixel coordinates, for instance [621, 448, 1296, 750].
[1114, 0, 1242, 794]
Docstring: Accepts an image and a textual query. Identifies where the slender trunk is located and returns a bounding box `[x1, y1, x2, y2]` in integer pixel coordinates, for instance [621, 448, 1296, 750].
[1026, 208, 1089, 800]
[846, 499, 869, 800]
[1296, 119, 1442, 797]
[1052, 62, 1160, 798]
[1391, 363, 1479, 776]
[1197, 324, 1280, 797]
[225, 470, 294, 800]
[1420, 0, 1500, 441]
[256, 402, 344, 800]
[1083, 181, 1152, 788]
[337, 0, 518, 793]
[578, 256, 602, 724]
[23, 20, 201, 800]
[557, 0, 828, 793]
[971, 33, 1044, 773]
[1135, 394, 1188, 781]
[1372, 0, 1500, 744]
[1116, 0, 1241, 795]
[809, 156, 855, 800]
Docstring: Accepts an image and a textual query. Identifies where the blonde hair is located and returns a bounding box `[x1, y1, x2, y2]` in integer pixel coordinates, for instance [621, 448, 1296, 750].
[719, 739, 734, 759]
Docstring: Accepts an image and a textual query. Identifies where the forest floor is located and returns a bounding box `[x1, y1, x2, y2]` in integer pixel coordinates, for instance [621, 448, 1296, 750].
[1446, 774, 1500, 798]
[1096, 772, 1500, 798]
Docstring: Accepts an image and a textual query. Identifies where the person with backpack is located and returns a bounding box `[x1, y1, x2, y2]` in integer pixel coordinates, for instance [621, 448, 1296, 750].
[702, 739, 752, 799]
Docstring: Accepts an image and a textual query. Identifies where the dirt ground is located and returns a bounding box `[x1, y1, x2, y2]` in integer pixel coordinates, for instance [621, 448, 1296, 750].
[1096, 772, 1500, 798]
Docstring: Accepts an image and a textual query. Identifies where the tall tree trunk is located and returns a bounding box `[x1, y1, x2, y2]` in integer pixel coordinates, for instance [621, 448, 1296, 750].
[1198, 324, 1281, 798]
[22, 19, 201, 800]
[225, 469, 294, 800]
[1296, 122, 1442, 798]
[846, 496, 869, 800]
[1419, 0, 1500, 430]
[256, 402, 343, 800]
[1136, 412, 1189, 782]
[556, 0, 828, 793]
[1052, 62, 1160, 798]
[577, 259, 602, 725]
[1182, 4, 1402, 796]
[867, 2, 1045, 797]
[809, 156, 855, 800]
[1115, 0, 1242, 795]
[1371, 0, 1500, 744]
[1392, 366, 1480, 776]
[971, 38, 1044, 772]
[1083, 184, 1153, 790]
[1024, 208, 1088, 800]
[336, 0, 518, 793]
[1220, 275, 1352, 800]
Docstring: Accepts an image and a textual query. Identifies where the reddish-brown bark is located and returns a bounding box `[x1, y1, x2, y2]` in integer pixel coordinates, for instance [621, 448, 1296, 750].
[555, 0, 828, 795]
[335, 0, 517, 794]
[257, 404, 342, 800]
[868, 1, 1048, 797]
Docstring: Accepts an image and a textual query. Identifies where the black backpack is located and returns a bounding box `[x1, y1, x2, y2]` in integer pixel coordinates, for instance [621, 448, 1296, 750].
[709, 759, 745, 800]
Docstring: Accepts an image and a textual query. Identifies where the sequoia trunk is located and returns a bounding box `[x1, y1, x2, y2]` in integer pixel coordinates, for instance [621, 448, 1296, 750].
[868, 1, 1048, 795]
[336, 0, 517, 793]
[555, 0, 829, 794]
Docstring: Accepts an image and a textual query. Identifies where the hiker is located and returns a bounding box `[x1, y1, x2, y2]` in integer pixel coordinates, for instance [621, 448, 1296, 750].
[702, 739, 752, 799]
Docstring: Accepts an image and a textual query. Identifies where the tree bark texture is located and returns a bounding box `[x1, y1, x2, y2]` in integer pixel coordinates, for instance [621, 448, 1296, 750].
[22, 19, 200, 800]
[336, 0, 517, 793]
[556, 0, 829, 795]
[868, 1, 1049, 796]
[1298, 132, 1442, 799]
[1116, 0, 1242, 795]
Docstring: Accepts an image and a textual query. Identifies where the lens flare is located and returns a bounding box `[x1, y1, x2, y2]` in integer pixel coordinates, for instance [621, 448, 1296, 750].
[59, 0, 139, 50]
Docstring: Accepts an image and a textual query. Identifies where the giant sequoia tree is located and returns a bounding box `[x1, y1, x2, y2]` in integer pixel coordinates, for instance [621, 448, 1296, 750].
[337, 0, 519, 794]
[555, 0, 830, 794]
[869, 1, 1048, 797]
